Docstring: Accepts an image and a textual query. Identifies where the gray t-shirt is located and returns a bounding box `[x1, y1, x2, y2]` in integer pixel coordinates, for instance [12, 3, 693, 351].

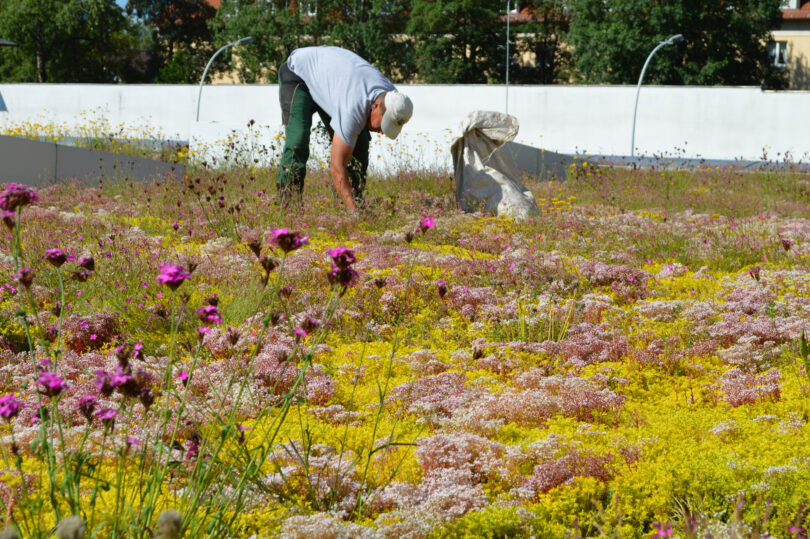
[287, 46, 396, 147]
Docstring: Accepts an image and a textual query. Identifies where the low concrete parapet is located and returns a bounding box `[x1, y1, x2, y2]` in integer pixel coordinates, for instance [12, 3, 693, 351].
[0, 135, 185, 186]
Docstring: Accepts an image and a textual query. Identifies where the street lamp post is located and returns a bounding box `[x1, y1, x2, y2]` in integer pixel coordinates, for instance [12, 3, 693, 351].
[630, 34, 684, 157]
[505, 0, 511, 114]
[196, 36, 254, 122]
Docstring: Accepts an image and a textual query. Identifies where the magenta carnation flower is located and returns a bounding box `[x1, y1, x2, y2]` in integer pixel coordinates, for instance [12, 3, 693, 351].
[196, 305, 223, 325]
[44, 248, 68, 268]
[326, 247, 357, 269]
[95, 407, 117, 428]
[268, 228, 309, 253]
[95, 369, 114, 397]
[77, 395, 97, 422]
[1, 209, 15, 231]
[327, 265, 359, 289]
[156, 264, 191, 291]
[0, 183, 39, 212]
[36, 371, 68, 397]
[112, 366, 139, 397]
[15, 267, 35, 288]
[0, 394, 23, 420]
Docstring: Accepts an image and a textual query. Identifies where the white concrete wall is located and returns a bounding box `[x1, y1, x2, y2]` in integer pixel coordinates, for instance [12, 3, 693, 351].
[1, 83, 809, 174]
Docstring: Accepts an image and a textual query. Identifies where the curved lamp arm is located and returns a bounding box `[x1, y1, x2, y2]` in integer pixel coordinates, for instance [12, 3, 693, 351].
[196, 36, 254, 122]
[630, 34, 684, 157]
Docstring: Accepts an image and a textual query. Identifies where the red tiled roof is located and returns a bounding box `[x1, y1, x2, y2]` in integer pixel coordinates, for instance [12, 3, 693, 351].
[783, 3, 810, 19]
[206, 0, 221, 9]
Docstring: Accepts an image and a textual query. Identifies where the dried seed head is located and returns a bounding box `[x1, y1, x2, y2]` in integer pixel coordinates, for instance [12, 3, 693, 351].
[155, 509, 183, 539]
[247, 239, 262, 258]
[55, 515, 86, 539]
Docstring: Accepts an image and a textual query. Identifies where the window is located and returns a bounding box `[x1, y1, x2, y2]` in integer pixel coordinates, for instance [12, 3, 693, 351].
[767, 41, 789, 68]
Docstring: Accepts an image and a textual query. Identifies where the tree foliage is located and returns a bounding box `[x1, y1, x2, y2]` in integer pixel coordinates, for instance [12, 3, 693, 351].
[319, 0, 414, 82]
[213, 0, 413, 83]
[0, 0, 138, 82]
[126, 0, 219, 83]
[406, 0, 506, 84]
[212, 0, 318, 83]
[567, 0, 788, 88]
[508, 0, 572, 84]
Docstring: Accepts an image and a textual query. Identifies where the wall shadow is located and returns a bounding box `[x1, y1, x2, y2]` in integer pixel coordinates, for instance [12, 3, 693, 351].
[791, 51, 810, 90]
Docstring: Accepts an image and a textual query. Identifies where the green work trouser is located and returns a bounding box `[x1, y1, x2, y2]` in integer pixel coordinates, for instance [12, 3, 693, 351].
[277, 62, 370, 204]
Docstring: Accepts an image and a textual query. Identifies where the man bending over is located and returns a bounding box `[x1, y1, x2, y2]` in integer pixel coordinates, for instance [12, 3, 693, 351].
[276, 46, 413, 212]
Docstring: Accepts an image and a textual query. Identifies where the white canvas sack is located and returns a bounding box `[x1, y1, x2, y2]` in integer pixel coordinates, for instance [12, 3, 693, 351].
[450, 111, 539, 220]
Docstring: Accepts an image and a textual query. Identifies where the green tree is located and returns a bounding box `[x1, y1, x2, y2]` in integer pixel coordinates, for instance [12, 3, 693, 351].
[320, 0, 415, 82]
[407, 0, 506, 83]
[567, 0, 788, 88]
[212, 0, 323, 83]
[127, 0, 219, 83]
[0, 0, 138, 82]
[508, 0, 572, 84]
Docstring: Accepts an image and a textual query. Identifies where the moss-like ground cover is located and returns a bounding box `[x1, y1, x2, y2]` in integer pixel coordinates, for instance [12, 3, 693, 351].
[2, 161, 810, 538]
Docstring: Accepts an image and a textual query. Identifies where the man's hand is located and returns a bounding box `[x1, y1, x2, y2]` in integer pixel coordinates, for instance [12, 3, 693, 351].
[330, 133, 357, 213]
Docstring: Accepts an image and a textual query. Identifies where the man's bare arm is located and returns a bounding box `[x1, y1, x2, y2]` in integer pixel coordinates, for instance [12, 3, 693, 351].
[330, 133, 357, 213]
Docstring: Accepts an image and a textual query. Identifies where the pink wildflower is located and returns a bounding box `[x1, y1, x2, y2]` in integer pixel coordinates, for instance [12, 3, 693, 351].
[95, 407, 116, 428]
[0, 394, 23, 420]
[0, 183, 39, 212]
[15, 267, 34, 288]
[111, 366, 138, 397]
[44, 248, 68, 268]
[419, 216, 436, 233]
[326, 247, 357, 269]
[77, 395, 97, 422]
[95, 369, 114, 397]
[77, 256, 95, 271]
[177, 371, 190, 386]
[268, 227, 309, 253]
[36, 371, 68, 397]
[327, 265, 359, 289]
[196, 305, 223, 325]
[156, 264, 191, 291]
